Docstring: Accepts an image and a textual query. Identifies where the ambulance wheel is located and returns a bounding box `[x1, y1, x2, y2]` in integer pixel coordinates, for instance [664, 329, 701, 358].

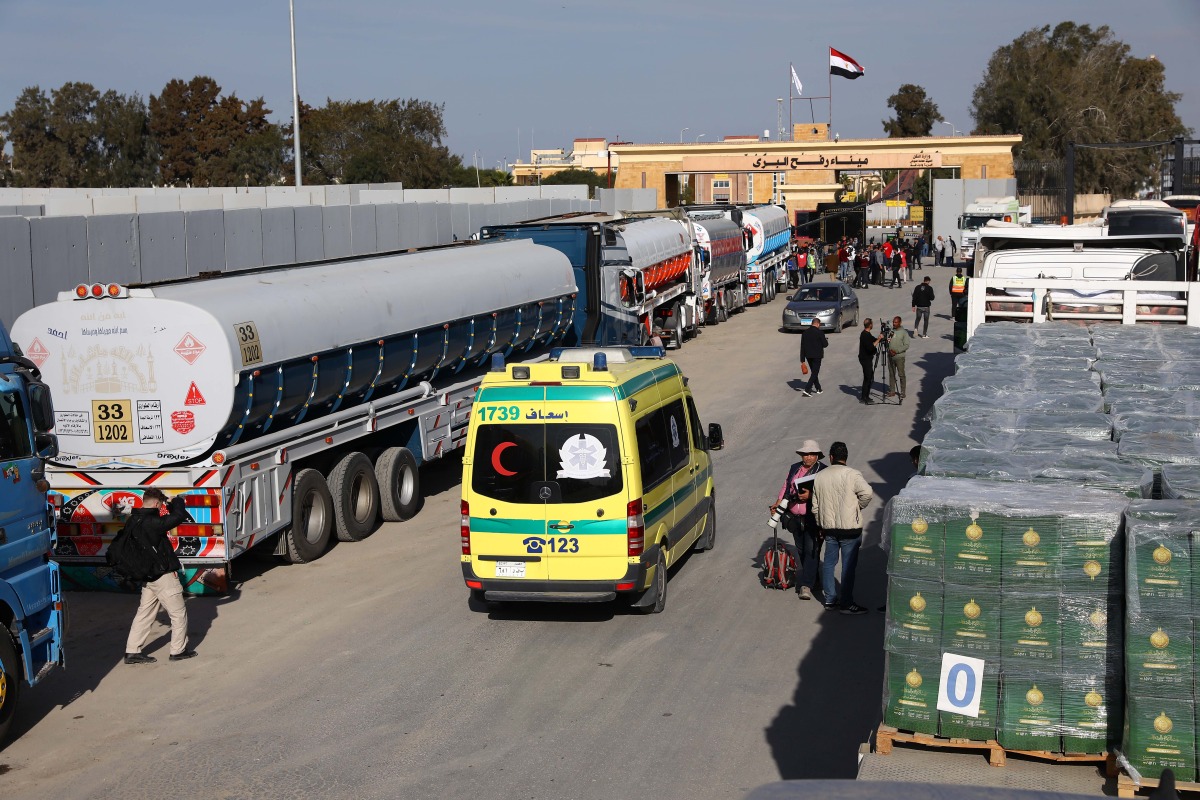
[330, 452, 380, 542]
[283, 469, 334, 563]
[694, 499, 716, 552]
[377, 447, 421, 522]
[635, 549, 668, 615]
[0, 632, 20, 745]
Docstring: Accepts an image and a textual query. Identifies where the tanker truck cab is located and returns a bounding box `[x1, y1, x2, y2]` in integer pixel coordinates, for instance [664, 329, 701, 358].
[461, 347, 722, 613]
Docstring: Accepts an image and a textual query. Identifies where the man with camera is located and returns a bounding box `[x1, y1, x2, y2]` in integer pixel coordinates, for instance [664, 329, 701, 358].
[887, 315, 910, 400]
[859, 318, 885, 404]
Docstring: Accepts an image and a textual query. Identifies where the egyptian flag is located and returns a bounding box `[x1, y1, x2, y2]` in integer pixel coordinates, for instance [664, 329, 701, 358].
[829, 47, 865, 80]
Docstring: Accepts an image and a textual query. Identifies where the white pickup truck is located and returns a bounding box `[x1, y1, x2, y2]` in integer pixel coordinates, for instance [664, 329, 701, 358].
[964, 205, 1193, 341]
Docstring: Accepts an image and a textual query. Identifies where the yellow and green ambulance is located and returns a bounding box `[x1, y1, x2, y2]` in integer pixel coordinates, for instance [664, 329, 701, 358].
[460, 347, 722, 613]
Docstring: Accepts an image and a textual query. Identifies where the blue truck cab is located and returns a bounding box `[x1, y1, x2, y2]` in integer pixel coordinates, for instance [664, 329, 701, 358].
[0, 319, 64, 744]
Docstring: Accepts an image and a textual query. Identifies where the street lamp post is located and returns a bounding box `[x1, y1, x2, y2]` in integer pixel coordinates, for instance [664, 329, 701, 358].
[939, 120, 959, 137]
[696, 134, 707, 143]
[289, 0, 302, 187]
[680, 127, 689, 143]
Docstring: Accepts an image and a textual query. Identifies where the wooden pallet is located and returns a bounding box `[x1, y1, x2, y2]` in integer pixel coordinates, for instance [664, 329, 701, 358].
[1117, 771, 1200, 798]
[875, 724, 1117, 774]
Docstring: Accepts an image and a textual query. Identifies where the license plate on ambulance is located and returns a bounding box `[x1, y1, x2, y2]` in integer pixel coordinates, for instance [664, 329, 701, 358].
[495, 561, 526, 578]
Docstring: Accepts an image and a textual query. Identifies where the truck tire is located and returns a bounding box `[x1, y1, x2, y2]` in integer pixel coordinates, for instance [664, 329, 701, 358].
[330, 452, 380, 542]
[376, 447, 421, 522]
[0, 631, 20, 746]
[667, 303, 684, 350]
[282, 469, 334, 563]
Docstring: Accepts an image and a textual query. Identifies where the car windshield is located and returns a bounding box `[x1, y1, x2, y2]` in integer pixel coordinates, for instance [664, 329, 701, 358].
[793, 287, 840, 302]
[471, 423, 624, 504]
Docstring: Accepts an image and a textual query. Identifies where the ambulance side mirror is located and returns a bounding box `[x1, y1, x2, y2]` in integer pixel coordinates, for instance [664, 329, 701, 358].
[707, 423, 724, 451]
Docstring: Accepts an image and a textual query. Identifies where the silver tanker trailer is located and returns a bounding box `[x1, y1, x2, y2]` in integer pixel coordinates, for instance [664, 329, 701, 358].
[480, 215, 701, 350]
[12, 239, 577, 593]
[687, 211, 749, 324]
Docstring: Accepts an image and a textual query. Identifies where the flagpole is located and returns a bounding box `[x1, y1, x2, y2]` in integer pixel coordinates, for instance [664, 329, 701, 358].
[788, 62, 794, 139]
[828, 46, 833, 140]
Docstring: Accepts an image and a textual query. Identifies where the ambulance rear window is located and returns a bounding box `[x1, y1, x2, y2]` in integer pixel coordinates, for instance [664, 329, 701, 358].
[472, 423, 623, 504]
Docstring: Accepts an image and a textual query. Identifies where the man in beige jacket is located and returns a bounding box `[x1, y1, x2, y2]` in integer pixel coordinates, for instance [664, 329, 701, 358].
[810, 441, 873, 615]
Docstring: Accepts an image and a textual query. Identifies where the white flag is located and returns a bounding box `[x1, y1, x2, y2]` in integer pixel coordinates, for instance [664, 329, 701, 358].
[790, 65, 803, 97]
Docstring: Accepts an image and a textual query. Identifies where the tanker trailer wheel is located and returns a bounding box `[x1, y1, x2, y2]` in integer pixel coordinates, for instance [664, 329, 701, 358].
[0, 631, 21, 744]
[283, 469, 334, 563]
[377, 447, 421, 522]
[330, 452, 381, 542]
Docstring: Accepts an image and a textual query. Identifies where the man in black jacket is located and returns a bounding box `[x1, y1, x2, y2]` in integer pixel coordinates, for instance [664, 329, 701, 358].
[800, 318, 828, 396]
[859, 318, 884, 403]
[124, 488, 197, 664]
[911, 276, 935, 337]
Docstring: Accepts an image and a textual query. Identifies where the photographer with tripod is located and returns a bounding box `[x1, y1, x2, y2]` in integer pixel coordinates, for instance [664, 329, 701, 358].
[859, 318, 885, 405]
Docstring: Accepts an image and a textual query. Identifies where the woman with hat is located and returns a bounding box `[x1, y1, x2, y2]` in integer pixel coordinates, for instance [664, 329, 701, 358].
[773, 440, 826, 600]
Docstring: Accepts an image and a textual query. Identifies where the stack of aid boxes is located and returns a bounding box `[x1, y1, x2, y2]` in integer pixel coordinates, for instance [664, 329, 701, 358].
[883, 477, 1127, 754]
[1121, 501, 1200, 782]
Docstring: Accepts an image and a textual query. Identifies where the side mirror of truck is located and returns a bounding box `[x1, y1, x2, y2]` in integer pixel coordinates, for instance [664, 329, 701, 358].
[29, 383, 55, 433]
[707, 423, 724, 451]
[35, 431, 58, 460]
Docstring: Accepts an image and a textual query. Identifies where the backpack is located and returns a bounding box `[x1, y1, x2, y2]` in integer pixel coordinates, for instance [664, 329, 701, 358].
[106, 516, 164, 582]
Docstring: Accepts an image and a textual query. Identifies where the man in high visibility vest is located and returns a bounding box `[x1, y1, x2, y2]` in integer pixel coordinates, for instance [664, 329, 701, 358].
[949, 267, 968, 315]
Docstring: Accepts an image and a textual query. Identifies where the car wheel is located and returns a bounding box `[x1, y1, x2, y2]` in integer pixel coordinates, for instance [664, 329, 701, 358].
[694, 498, 716, 552]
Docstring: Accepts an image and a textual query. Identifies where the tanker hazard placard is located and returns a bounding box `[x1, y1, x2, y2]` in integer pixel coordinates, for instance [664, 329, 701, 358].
[234, 321, 263, 367]
[91, 400, 134, 443]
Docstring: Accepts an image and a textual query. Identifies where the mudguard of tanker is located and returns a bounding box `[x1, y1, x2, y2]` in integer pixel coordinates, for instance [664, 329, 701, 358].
[13, 239, 577, 469]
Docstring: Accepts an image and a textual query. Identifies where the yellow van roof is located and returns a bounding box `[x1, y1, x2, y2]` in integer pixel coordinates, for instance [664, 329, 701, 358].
[477, 350, 680, 402]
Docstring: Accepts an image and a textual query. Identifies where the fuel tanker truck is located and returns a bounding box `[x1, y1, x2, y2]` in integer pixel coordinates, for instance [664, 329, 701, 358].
[686, 210, 748, 324]
[683, 204, 792, 305]
[480, 214, 701, 350]
[738, 204, 793, 304]
[11, 239, 577, 593]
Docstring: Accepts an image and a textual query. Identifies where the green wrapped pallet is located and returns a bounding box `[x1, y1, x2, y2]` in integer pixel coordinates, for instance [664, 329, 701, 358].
[884, 577, 943, 653]
[888, 513, 945, 583]
[946, 512, 1003, 588]
[1126, 616, 1195, 700]
[998, 671, 1062, 752]
[1002, 592, 1061, 668]
[1001, 515, 1061, 587]
[882, 650, 940, 735]
[942, 585, 1002, 659]
[939, 664, 1000, 742]
[1061, 673, 1122, 754]
[1123, 694, 1197, 782]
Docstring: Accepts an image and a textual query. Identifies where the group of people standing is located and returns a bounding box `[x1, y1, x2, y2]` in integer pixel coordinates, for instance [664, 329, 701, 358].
[774, 440, 873, 614]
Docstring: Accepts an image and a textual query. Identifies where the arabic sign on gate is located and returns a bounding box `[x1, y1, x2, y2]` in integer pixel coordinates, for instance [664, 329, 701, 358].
[680, 151, 942, 173]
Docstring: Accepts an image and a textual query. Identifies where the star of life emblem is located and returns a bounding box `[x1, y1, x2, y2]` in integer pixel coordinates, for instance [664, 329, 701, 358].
[556, 433, 611, 479]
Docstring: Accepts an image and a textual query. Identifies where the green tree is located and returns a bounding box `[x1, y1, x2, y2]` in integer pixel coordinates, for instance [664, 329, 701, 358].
[882, 84, 943, 138]
[151, 76, 280, 186]
[541, 167, 608, 197]
[94, 90, 157, 186]
[448, 164, 512, 188]
[971, 22, 1189, 196]
[1, 87, 57, 186]
[289, 97, 460, 187]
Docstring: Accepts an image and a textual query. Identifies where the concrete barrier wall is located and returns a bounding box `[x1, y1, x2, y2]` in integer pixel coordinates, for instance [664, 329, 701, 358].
[0, 198, 600, 326]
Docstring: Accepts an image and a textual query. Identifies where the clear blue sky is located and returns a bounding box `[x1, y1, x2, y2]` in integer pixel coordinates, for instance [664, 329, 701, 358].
[1, 0, 1197, 171]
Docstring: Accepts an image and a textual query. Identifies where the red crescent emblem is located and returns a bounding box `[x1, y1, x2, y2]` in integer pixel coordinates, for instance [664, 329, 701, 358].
[491, 442, 518, 476]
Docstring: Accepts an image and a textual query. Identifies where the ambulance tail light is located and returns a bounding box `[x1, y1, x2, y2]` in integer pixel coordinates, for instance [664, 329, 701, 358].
[460, 500, 471, 555]
[627, 499, 645, 557]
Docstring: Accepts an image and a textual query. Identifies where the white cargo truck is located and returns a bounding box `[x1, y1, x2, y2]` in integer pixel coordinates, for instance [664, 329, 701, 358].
[958, 196, 1031, 261]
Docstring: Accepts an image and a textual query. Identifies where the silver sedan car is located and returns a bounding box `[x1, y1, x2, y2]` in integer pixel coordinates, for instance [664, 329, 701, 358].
[780, 282, 860, 332]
